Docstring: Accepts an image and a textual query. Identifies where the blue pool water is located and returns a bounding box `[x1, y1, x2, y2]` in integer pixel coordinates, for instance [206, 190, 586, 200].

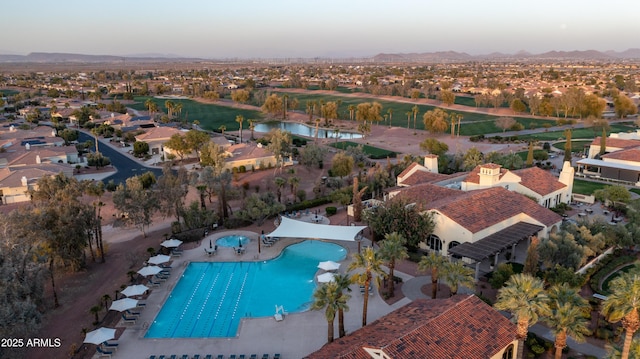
[145, 240, 347, 338]
[216, 235, 250, 247]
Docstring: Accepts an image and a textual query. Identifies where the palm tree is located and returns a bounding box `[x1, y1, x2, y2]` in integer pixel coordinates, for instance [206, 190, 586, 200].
[441, 260, 475, 296]
[494, 273, 551, 359]
[235, 115, 244, 143]
[378, 232, 408, 297]
[386, 108, 393, 126]
[418, 252, 449, 299]
[248, 119, 256, 140]
[287, 176, 300, 200]
[405, 111, 411, 129]
[546, 284, 591, 359]
[412, 105, 419, 129]
[602, 266, 640, 359]
[165, 100, 174, 118]
[606, 338, 640, 359]
[349, 247, 386, 327]
[311, 281, 349, 344]
[348, 105, 356, 121]
[314, 118, 321, 143]
[333, 273, 352, 338]
[218, 125, 226, 135]
[174, 102, 183, 120]
[273, 177, 286, 203]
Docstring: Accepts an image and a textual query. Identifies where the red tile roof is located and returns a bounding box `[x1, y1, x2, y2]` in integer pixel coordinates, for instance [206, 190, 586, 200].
[512, 166, 566, 196]
[601, 147, 640, 162]
[591, 137, 640, 149]
[432, 187, 561, 232]
[305, 295, 517, 359]
[393, 183, 465, 211]
[463, 164, 509, 184]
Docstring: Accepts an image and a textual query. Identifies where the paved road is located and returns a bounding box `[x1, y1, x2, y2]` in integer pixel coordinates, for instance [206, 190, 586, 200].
[78, 132, 163, 185]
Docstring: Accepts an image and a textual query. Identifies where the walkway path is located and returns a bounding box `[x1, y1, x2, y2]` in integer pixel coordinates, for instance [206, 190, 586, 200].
[402, 276, 606, 358]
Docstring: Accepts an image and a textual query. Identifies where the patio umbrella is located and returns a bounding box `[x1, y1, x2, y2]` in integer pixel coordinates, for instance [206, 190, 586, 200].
[120, 284, 149, 297]
[148, 254, 171, 265]
[137, 265, 162, 276]
[317, 272, 336, 283]
[209, 239, 212, 249]
[84, 327, 116, 345]
[161, 238, 183, 248]
[109, 298, 139, 312]
[317, 261, 340, 272]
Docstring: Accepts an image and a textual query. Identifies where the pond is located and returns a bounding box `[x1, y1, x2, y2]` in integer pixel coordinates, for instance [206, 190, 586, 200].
[253, 121, 362, 139]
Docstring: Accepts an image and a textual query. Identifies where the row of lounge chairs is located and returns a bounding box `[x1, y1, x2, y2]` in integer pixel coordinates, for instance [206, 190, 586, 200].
[122, 302, 146, 324]
[261, 235, 280, 247]
[96, 340, 119, 357]
[150, 355, 280, 359]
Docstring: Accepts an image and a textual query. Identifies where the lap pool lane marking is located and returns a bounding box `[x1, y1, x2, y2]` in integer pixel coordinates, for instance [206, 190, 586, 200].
[188, 263, 223, 337]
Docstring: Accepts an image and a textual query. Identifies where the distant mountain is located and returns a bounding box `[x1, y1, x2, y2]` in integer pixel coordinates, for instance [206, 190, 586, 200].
[371, 49, 640, 62]
[605, 48, 640, 59]
[0, 52, 206, 63]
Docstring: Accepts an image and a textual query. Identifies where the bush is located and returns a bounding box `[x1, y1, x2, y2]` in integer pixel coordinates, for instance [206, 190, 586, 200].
[239, 165, 246, 173]
[223, 217, 253, 229]
[285, 197, 333, 213]
[325, 206, 337, 216]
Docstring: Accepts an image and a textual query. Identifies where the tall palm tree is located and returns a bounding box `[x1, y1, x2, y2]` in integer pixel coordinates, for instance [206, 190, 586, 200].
[546, 284, 591, 359]
[405, 111, 411, 129]
[412, 105, 419, 129]
[235, 115, 244, 143]
[378, 232, 408, 297]
[311, 281, 349, 344]
[441, 260, 475, 296]
[165, 100, 174, 118]
[602, 266, 640, 359]
[418, 252, 448, 299]
[348, 105, 356, 121]
[218, 125, 226, 135]
[494, 273, 551, 359]
[349, 247, 385, 327]
[386, 108, 393, 126]
[606, 338, 640, 359]
[314, 118, 322, 143]
[287, 176, 299, 200]
[174, 102, 183, 119]
[248, 119, 256, 140]
[333, 273, 353, 338]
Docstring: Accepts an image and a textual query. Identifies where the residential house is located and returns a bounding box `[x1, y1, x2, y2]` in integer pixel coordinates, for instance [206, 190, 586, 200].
[134, 126, 186, 157]
[305, 294, 518, 359]
[0, 164, 73, 204]
[222, 143, 287, 171]
[577, 131, 640, 185]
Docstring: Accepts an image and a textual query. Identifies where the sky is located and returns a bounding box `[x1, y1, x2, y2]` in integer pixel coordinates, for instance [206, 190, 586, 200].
[2, 0, 638, 58]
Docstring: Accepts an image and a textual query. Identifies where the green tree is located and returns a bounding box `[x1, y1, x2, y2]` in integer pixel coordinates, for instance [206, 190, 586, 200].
[331, 152, 354, 178]
[440, 89, 455, 106]
[462, 147, 484, 171]
[133, 141, 149, 157]
[311, 281, 349, 344]
[236, 192, 285, 225]
[511, 98, 527, 113]
[563, 129, 572, 163]
[526, 141, 534, 167]
[523, 236, 540, 275]
[423, 108, 449, 133]
[333, 273, 352, 338]
[199, 140, 227, 168]
[418, 252, 449, 299]
[261, 93, 283, 117]
[442, 260, 475, 296]
[164, 133, 190, 161]
[235, 115, 244, 143]
[546, 284, 591, 359]
[184, 129, 210, 157]
[495, 117, 517, 133]
[349, 247, 385, 327]
[602, 264, 640, 359]
[364, 197, 435, 250]
[113, 175, 159, 237]
[614, 93, 638, 119]
[155, 165, 189, 225]
[494, 274, 551, 359]
[265, 129, 292, 173]
[594, 185, 632, 205]
[299, 144, 326, 169]
[377, 232, 408, 297]
[420, 138, 449, 157]
[231, 89, 250, 104]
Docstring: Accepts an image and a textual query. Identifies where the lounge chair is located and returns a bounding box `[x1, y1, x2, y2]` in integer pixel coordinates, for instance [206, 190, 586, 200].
[229, 355, 237, 359]
[122, 313, 137, 324]
[148, 278, 161, 287]
[250, 355, 257, 359]
[239, 355, 246, 359]
[215, 355, 223, 359]
[262, 355, 270, 359]
[102, 341, 119, 351]
[96, 346, 113, 358]
[180, 356, 189, 359]
[171, 249, 183, 257]
[192, 355, 200, 359]
[273, 355, 280, 359]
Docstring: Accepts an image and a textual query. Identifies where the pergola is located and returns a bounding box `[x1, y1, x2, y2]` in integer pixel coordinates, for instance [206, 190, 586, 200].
[268, 217, 367, 241]
[448, 222, 543, 280]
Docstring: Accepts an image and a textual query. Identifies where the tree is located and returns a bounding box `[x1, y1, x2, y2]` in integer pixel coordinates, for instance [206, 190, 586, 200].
[462, 147, 484, 171]
[423, 108, 449, 133]
[523, 236, 540, 275]
[236, 192, 285, 225]
[261, 94, 283, 117]
[133, 141, 149, 157]
[441, 260, 475, 296]
[494, 274, 551, 359]
[299, 144, 326, 169]
[155, 165, 189, 225]
[351, 177, 367, 222]
[164, 133, 190, 162]
[265, 129, 292, 173]
[412, 105, 419, 129]
[511, 98, 527, 113]
[364, 197, 435, 250]
[331, 273, 353, 338]
[231, 89, 250, 104]
[440, 89, 455, 106]
[594, 185, 632, 205]
[563, 129, 572, 163]
[526, 141, 534, 167]
[112, 175, 159, 237]
[546, 284, 591, 359]
[495, 117, 517, 133]
[184, 129, 210, 157]
[235, 115, 244, 143]
[331, 152, 354, 178]
[420, 138, 449, 157]
[378, 232, 408, 297]
[602, 265, 640, 359]
[199, 140, 227, 168]
[614, 94, 638, 119]
[311, 281, 349, 344]
[418, 252, 449, 299]
[349, 247, 385, 327]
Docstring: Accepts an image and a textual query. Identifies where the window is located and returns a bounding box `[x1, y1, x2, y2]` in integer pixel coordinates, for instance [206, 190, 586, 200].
[427, 234, 442, 252]
[502, 344, 514, 359]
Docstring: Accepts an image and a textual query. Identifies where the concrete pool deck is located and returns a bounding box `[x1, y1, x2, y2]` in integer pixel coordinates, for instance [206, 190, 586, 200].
[96, 230, 411, 359]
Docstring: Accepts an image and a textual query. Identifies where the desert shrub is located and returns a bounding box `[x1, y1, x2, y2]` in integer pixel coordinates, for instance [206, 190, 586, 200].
[325, 206, 337, 216]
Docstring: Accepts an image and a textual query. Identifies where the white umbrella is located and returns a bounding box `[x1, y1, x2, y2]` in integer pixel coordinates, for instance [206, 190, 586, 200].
[84, 327, 116, 345]
[317, 272, 336, 283]
[161, 238, 183, 248]
[121, 284, 149, 297]
[109, 298, 139, 312]
[137, 265, 162, 276]
[317, 260, 340, 272]
[148, 254, 171, 265]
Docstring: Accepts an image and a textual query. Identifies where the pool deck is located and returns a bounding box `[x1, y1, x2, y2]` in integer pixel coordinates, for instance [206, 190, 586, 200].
[98, 229, 412, 359]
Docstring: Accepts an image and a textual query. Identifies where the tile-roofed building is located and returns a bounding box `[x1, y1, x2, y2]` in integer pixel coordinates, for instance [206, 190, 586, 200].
[578, 131, 640, 185]
[223, 143, 283, 171]
[0, 164, 73, 204]
[135, 126, 187, 158]
[396, 161, 450, 187]
[305, 295, 518, 359]
[462, 163, 573, 208]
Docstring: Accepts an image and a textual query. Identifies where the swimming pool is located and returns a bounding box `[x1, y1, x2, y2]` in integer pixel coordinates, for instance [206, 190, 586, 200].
[145, 240, 347, 338]
[216, 235, 250, 247]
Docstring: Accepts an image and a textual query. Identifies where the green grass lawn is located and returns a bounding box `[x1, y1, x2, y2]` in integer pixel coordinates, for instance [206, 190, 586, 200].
[0, 89, 20, 96]
[329, 141, 397, 159]
[518, 124, 637, 141]
[572, 179, 608, 195]
[630, 188, 640, 196]
[552, 140, 593, 153]
[515, 149, 550, 161]
[130, 96, 263, 131]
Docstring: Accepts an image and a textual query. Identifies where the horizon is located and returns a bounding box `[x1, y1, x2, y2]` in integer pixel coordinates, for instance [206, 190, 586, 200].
[4, 0, 637, 59]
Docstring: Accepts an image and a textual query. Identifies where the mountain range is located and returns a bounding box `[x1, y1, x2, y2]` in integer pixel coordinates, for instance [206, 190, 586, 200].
[1, 49, 640, 63]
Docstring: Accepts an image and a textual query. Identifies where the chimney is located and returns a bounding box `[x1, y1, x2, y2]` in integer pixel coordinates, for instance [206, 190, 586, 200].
[25, 143, 30, 151]
[478, 164, 502, 186]
[21, 176, 27, 186]
[424, 154, 438, 173]
[36, 155, 41, 164]
[558, 161, 575, 203]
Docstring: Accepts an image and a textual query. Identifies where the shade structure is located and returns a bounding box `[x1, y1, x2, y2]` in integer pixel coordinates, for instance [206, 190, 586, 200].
[317, 272, 336, 283]
[109, 298, 139, 312]
[84, 327, 116, 345]
[148, 254, 171, 265]
[137, 265, 162, 276]
[269, 217, 366, 241]
[161, 238, 183, 248]
[318, 260, 341, 271]
[121, 284, 149, 297]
